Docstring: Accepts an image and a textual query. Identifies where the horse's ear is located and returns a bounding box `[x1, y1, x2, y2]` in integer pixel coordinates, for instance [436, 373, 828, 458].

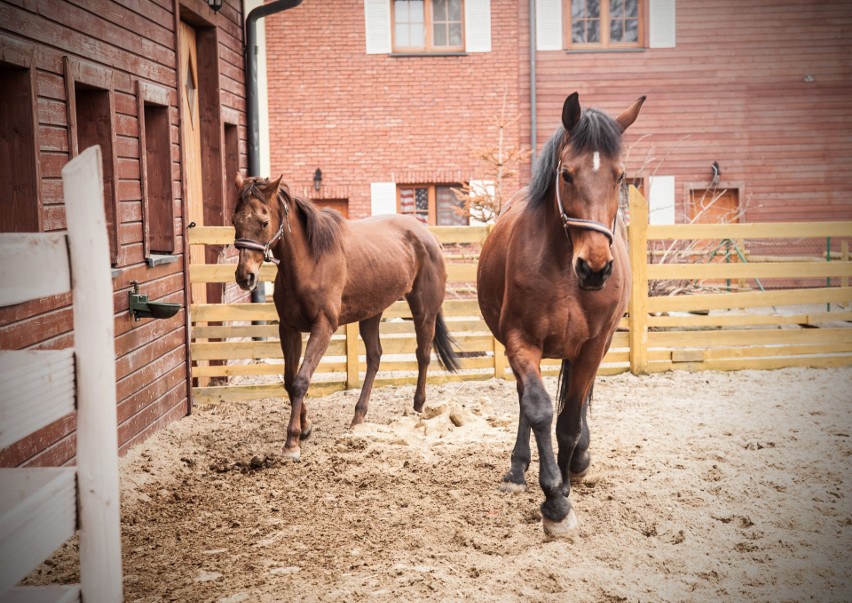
[615, 95, 646, 132]
[562, 92, 582, 133]
[235, 172, 244, 190]
[259, 175, 283, 199]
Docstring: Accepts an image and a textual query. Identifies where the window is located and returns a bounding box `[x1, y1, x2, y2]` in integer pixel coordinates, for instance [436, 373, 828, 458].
[568, 0, 642, 49]
[137, 81, 175, 258]
[398, 184, 468, 226]
[393, 0, 463, 52]
[0, 56, 40, 233]
[65, 57, 120, 265]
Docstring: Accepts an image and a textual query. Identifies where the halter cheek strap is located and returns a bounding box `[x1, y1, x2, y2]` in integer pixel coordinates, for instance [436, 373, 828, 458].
[233, 196, 290, 265]
[555, 162, 618, 246]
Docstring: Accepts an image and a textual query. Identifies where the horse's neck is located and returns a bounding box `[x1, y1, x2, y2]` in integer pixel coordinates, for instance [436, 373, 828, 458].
[273, 203, 313, 277]
[536, 194, 574, 252]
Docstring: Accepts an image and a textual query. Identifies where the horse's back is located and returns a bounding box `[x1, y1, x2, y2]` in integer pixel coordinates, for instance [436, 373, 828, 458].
[337, 214, 446, 323]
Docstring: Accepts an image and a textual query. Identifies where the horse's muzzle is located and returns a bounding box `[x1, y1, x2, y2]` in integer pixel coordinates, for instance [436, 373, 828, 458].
[235, 268, 257, 292]
[575, 257, 613, 290]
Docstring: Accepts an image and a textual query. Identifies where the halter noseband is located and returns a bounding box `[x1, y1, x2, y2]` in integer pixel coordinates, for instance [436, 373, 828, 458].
[555, 161, 617, 246]
[233, 190, 291, 265]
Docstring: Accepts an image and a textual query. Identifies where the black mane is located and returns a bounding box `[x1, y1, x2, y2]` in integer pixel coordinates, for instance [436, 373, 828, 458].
[527, 108, 623, 209]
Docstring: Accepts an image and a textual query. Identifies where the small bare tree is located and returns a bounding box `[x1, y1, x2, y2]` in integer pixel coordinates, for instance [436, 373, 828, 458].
[624, 135, 751, 297]
[453, 89, 530, 223]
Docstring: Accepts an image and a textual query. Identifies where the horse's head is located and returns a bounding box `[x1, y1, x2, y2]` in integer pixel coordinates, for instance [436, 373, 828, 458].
[232, 173, 286, 291]
[557, 92, 645, 290]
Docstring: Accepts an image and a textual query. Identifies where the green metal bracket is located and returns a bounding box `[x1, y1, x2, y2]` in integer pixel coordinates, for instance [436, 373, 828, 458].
[128, 281, 181, 321]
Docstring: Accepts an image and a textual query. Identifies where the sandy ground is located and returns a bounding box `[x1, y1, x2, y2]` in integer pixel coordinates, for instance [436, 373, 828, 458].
[28, 366, 852, 602]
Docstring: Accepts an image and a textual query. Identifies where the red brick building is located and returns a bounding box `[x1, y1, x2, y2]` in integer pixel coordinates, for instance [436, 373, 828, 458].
[264, 0, 852, 226]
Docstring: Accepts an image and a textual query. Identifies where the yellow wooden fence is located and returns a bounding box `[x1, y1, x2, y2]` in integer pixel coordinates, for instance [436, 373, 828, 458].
[188, 188, 852, 403]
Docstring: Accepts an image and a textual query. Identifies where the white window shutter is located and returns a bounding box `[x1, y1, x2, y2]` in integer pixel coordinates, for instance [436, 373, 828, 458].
[648, 176, 676, 225]
[370, 182, 397, 215]
[364, 0, 392, 54]
[464, 0, 491, 53]
[649, 0, 676, 49]
[535, 0, 562, 51]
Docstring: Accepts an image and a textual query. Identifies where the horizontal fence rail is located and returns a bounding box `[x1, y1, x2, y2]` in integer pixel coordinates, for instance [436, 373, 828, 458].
[188, 189, 852, 403]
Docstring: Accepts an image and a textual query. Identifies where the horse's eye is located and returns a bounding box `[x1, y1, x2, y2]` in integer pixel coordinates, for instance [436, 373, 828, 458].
[262, 220, 270, 229]
[617, 172, 626, 184]
[561, 170, 572, 183]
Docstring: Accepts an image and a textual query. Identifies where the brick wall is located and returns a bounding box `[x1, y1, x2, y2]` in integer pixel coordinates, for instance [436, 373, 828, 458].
[265, 1, 524, 218]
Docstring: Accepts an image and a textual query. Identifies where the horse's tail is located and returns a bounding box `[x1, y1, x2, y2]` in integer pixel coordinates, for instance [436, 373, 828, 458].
[556, 360, 571, 415]
[433, 311, 461, 373]
[556, 359, 593, 415]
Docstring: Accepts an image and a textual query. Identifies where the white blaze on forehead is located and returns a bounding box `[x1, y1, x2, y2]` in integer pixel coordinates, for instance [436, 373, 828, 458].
[592, 151, 601, 172]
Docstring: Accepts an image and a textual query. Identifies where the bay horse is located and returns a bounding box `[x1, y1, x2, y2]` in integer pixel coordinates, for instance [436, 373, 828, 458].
[477, 92, 645, 537]
[232, 174, 460, 460]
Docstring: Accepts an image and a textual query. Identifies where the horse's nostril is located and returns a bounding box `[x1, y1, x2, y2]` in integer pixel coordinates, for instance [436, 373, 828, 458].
[576, 258, 591, 279]
[602, 260, 613, 279]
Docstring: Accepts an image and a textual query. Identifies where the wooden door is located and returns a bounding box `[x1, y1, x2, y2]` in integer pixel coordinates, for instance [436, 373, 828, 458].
[689, 187, 743, 288]
[688, 188, 739, 224]
[312, 198, 349, 218]
[179, 21, 206, 306]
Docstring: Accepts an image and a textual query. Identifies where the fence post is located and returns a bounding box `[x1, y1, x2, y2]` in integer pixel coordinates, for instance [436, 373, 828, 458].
[345, 322, 359, 389]
[627, 185, 649, 375]
[492, 337, 506, 379]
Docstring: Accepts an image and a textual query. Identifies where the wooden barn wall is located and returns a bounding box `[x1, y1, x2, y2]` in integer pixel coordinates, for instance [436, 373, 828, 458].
[533, 0, 852, 222]
[0, 0, 248, 467]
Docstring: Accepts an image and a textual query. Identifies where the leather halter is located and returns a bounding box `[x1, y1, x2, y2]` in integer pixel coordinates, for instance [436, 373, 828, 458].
[555, 161, 617, 246]
[233, 191, 290, 265]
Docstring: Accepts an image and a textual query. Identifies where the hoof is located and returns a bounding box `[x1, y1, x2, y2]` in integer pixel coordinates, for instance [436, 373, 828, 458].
[569, 466, 589, 484]
[498, 480, 527, 494]
[281, 447, 301, 462]
[300, 422, 313, 440]
[542, 508, 578, 539]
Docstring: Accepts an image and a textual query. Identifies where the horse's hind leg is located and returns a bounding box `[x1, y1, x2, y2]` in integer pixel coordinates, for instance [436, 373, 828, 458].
[350, 314, 382, 427]
[406, 298, 437, 414]
[500, 373, 531, 493]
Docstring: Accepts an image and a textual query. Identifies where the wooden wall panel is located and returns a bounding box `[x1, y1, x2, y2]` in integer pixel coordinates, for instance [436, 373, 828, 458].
[0, 0, 247, 466]
[532, 0, 852, 224]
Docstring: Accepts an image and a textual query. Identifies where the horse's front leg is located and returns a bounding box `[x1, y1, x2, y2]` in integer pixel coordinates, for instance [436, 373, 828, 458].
[279, 325, 312, 441]
[504, 335, 572, 536]
[281, 318, 335, 461]
[555, 346, 604, 498]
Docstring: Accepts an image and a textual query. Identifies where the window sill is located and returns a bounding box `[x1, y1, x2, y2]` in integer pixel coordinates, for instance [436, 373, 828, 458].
[390, 51, 468, 58]
[564, 47, 646, 54]
[146, 254, 179, 268]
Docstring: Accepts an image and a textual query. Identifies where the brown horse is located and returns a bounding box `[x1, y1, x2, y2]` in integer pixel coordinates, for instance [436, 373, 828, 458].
[477, 92, 645, 537]
[232, 174, 460, 460]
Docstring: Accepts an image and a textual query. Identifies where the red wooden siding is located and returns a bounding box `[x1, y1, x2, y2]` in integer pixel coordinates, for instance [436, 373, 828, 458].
[0, 0, 248, 467]
[265, 0, 851, 223]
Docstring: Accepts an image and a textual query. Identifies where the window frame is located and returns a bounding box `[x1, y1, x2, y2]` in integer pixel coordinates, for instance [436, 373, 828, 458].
[391, 0, 465, 54]
[64, 57, 121, 265]
[397, 183, 468, 226]
[564, 0, 645, 51]
[137, 80, 177, 260]
[0, 41, 41, 234]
